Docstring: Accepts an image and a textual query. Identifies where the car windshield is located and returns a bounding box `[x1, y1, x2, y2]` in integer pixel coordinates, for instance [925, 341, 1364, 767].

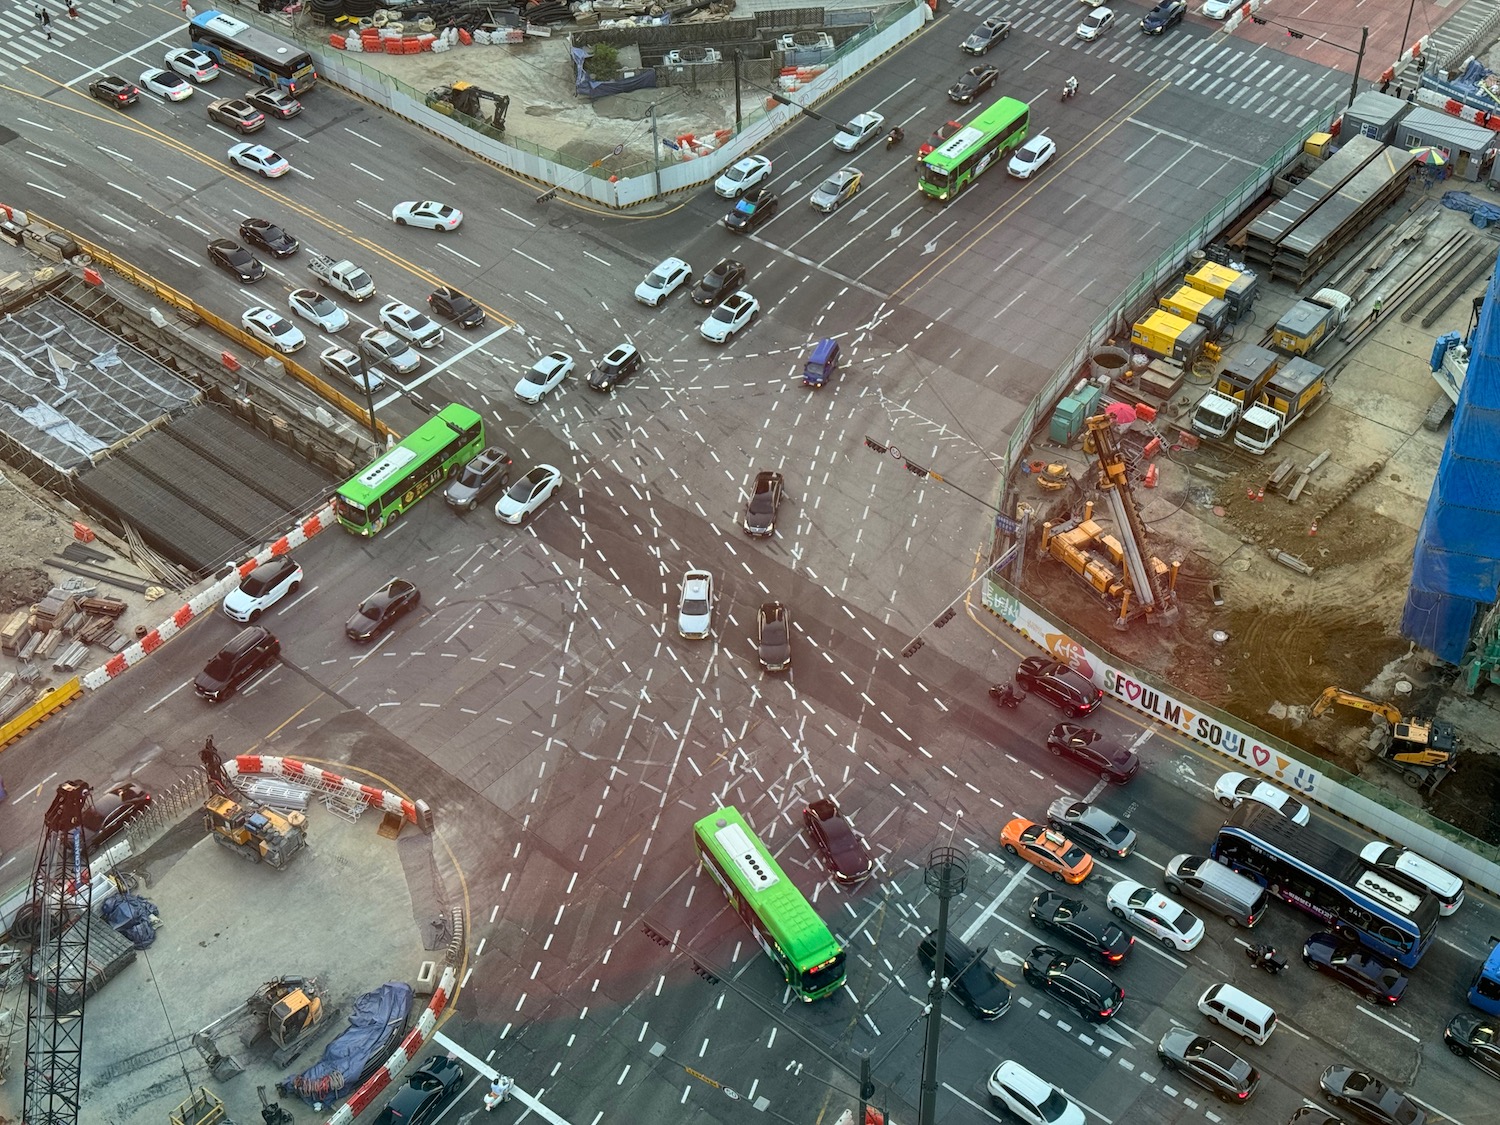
[682, 588, 709, 614]
[749, 493, 773, 513]
[734, 200, 755, 216]
[1021, 141, 1045, 160]
[203, 654, 235, 677]
[310, 296, 336, 315]
[647, 268, 673, 287]
[818, 177, 842, 195]
[240, 568, 282, 596]
[726, 165, 749, 182]
[505, 478, 533, 501]
[711, 307, 736, 323]
[458, 465, 489, 487]
[1036, 1089, 1071, 1117]
[761, 620, 787, 644]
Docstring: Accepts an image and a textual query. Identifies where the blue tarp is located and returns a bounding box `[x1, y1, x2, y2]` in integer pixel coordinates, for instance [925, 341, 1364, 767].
[278, 982, 413, 1107]
[571, 47, 657, 99]
[100, 893, 158, 949]
[1401, 244, 1500, 662]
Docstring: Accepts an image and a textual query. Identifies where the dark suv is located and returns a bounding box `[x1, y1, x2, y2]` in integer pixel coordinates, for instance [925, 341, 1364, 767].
[691, 259, 746, 306]
[194, 626, 280, 702]
[89, 75, 139, 108]
[444, 446, 512, 512]
[918, 932, 1012, 1020]
[207, 98, 266, 134]
[428, 285, 487, 329]
[1016, 656, 1104, 715]
[1022, 944, 1125, 1023]
[588, 343, 642, 391]
[1156, 1028, 1260, 1103]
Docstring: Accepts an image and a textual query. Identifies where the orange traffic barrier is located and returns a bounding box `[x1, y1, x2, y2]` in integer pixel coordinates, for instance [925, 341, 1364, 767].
[330, 33, 346, 48]
[222, 352, 240, 372]
[72, 522, 95, 543]
[458, 28, 473, 44]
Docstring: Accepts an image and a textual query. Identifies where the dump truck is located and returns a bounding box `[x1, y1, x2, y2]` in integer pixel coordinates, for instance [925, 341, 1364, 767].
[1190, 344, 1282, 440]
[1160, 284, 1229, 339]
[1232, 358, 1328, 455]
[1270, 288, 1351, 356]
[1310, 687, 1461, 794]
[307, 252, 375, 302]
[1130, 308, 1208, 367]
[1185, 260, 1259, 321]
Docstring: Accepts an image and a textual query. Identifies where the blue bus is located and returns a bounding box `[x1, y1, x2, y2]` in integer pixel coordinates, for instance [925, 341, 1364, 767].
[1211, 804, 1439, 968]
[189, 11, 317, 96]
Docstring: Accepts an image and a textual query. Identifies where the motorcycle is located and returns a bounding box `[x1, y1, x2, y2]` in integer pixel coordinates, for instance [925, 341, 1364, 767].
[885, 128, 904, 151]
[1245, 943, 1287, 975]
[989, 683, 1025, 710]
[1061, 83, 1079, 103]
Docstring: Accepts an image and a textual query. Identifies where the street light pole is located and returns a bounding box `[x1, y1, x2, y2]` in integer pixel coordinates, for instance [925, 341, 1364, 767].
[733, 50, 742, 132]
[648, 102, 662, 198]
[917, 849, 967, 1125]
[354, 340, 381, 446]
[1350, 26, 1368, 108]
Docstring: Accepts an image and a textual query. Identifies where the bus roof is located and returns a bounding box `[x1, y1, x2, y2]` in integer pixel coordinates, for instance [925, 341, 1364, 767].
[923, 97, 1027, 169]
[694, 806, 841, 963]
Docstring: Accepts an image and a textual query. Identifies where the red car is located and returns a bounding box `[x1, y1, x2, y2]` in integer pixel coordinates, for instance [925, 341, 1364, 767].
[918, 120, 964, 162]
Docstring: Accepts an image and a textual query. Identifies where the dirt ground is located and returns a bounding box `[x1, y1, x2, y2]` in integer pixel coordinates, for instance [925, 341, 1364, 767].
[1013, 192, 1500, 844]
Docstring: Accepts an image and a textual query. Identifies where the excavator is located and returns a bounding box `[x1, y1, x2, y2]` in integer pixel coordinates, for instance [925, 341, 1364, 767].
[200, 737, 308, 869]
[426, 81, 510, 132]
[193, 975, 336, 1076]
[1309, 687, 1461, 793]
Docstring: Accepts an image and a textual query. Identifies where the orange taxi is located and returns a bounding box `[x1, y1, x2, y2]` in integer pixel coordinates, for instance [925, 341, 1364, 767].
[1000, 817, 1095, 885]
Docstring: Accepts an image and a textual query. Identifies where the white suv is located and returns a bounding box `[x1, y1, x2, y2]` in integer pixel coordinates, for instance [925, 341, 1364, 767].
[223, 555, 303, 622]
[677, 570, 714, 639]
[986, 1061, 1084, 1125]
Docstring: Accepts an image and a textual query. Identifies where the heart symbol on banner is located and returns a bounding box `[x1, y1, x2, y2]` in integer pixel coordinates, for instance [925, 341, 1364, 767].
[1251, 746, 1271, 767]
[1123, 681, 1142, 702]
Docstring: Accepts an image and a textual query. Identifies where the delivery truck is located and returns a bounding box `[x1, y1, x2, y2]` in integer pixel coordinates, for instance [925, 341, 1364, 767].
[1233, 358, 1328, 455]
[1190, 345, 1282, 441]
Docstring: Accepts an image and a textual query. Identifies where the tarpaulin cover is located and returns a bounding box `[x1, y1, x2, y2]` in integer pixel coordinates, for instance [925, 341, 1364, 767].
[279, 981, 413, 1106]
[100, 893, 158, 949]
[1402, 244, 1500, 662]
[571, 46, 657, 98]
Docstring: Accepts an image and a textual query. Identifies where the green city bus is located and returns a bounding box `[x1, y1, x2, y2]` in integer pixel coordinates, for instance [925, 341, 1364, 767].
[692, 806, 846, 1001]
[919, 97, 1030, 203]
[334, 403, 484, 535]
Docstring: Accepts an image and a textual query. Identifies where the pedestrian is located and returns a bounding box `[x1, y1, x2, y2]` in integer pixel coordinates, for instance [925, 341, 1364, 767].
[34, 5, 43, 23]
[1379, 79, 1390, 95]
[67, 2, 78, 16]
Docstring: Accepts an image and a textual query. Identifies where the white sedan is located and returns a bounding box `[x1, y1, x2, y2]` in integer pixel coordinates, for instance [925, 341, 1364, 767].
[1076, 6, 1115, 39]
[379, 301, 445, 349]
[1214, 772, 1311, 825]
[228, 143, 290, 179]
[391, 201, 463, 231]
[358, 327, 420, 375]
[515, 351, 573, 404]
[165, 47, 219, 83]
[1007, 134, 1057, 179]
[241, 306, 306, 353]
[714, 155, 772, 198]
[700, 292, 759, 343]
[635, 256, 692, 306]
[139, 68, 194, 101]
[1106, 880, 1205, 951]
[832, 111, 885, 152]
[495, 464, 563, 524]
[1201, 0, 1240, 17]
[289, 288, 348, 333]
[677, 569, 714, 639]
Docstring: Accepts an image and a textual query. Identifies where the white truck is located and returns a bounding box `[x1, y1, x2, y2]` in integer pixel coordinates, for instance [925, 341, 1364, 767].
[307, 252, 375, 302]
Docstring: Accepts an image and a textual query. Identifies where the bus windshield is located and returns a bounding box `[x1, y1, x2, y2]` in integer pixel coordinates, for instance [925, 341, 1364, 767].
[919, 98, 1028, 203]
[189, 11, 317, 95]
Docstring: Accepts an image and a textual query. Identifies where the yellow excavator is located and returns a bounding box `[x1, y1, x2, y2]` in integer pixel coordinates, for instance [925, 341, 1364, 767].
[193, 975, 335, 1076]
[1310, 687, 1461, 792]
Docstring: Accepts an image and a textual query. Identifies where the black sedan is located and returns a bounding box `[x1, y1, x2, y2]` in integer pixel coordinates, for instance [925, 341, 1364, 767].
[428, 285, 487, 329]
[1028, 892, 1132, 965]
[948, 65, 998, 104]
[1046, 723, 1139, 784]
[384, 1054, 464, 1124]
[207, 238, 266, 283]
[239, 218, 299, 259]
[802, 797, 873, 885]
[961, 16, 1011, 55]
[1015, 655, 1104, 715]
[743, 470, 783, 536]
[1302, 933, 1408, 1005]
[1141, 0, 1187, 34]
[1319, 1066, 1425, 1125]
[691, 259, 746, 306]
[346, 579, 421, 643]
[724, 188, 779, 234]
[82, 782, 152, 849]
[1445, 1015, 1500, 1078]
[757, 602, 791, 673]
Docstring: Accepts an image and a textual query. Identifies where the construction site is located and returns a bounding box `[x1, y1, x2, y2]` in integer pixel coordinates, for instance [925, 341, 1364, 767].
[1004, 128, 1500, 847]
[0, 733, 449, 1125]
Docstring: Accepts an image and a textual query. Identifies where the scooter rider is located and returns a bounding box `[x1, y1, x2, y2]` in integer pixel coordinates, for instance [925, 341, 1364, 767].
[886, 125, 905, 148]
[989, 682, 1024, 708]
[1064, 75, 1079, 98]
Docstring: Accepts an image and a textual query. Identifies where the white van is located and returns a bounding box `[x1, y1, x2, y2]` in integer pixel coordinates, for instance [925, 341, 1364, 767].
[1198, 982, 1277, 1046]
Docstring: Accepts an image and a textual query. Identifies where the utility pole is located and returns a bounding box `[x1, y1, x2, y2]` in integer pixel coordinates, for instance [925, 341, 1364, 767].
[1350, 26, 1368, 108]
[648, 103, 662, 198]
[732, 51, 744, 133]
[917, 847, 967, 1125]
[354, 340, 381, 446]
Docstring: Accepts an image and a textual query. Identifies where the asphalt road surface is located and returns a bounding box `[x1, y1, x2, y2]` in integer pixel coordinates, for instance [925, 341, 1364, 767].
[0, 4, 1493, 1125]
